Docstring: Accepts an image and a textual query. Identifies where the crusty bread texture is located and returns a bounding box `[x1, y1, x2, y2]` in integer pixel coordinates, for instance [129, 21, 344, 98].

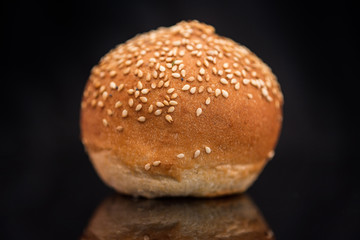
[80, 20, 283, 197]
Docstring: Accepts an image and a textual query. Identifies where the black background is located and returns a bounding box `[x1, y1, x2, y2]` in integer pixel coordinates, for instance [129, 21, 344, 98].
[1, 0, 359, 239]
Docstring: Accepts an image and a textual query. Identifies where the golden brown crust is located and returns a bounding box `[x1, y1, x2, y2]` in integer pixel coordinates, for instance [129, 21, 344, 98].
[80, 20, 283, 197]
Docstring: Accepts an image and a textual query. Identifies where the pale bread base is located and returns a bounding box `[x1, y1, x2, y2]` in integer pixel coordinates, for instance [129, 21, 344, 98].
[89, 150, 266, 198]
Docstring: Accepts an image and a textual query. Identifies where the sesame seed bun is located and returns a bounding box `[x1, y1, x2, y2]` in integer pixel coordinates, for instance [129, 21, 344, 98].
[81, 194, 275, 239]
[80, 20, 283, 198]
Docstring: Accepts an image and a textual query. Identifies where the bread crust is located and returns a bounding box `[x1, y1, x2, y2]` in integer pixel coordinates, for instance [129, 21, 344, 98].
[80, 20, 283, 197]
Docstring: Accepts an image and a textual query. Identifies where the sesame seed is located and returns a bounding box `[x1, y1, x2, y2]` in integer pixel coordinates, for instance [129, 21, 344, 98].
[205, 97, 211, 105]
[116, 126, 123, 132]
[127, 89, 134, 95]
[157, 80, 164, 88]
[223, 63, 229, 68]
[135, 104, 142, 111]
[152, 70, 158, 79]
[215, 89, 221, 97]
[204, 59, 209, 67]
[97, 101, 104, 108]
[199, 67, 205, 75]
[196, 108, 202, 116]
[128, 98, 134, 107]
[159, 65, 166, 72]
[165, 114, 173, 123]
[109, 81, 117, 89]
[137, 81, 143, 89]
[217, 70, 223, 76]
[196, 60, 202, 67]
[152, 161, 161, 166]
[156, 102, 164, 107]
[197, 75, 203, 82]
[187, 76, 195, 82]
[118, 83, 124, 91]
[177, 153, 185, 158]
[171, 65, 178, 72]
[182, 84, 190, 91]
[125, 60, 132, 66]
[168, 106, 175, 113]
[138, 116, 146, 122]
[102, 119, 108, 127]
[102, 91, 108, 100]
[169, 100, 178, 106]
[261, 87, 269, 97]
[226, 73, 233, 79]
[212, 67, 217, 75]
[144, 163, 151, 171]
[179, 63, 184, 70]
[235, 82, 240, 90]
[122, 109, 128, 117]
[123, 67, 130, 75]
[109, 70, 117, 77]
[194, 150, 200, 158]
[174, 59, 182, 65]
[134, 90, 140, 98]
[164, 80, 170, 87]
[171, 93, 178, 99]
[243, 79, 250, 85]
[190, 87, 196, 94]
[207, 87, 213, 93]
[219, 89, 228, 98]
[220, 78, 228, 85]
[205, 146, 211, 154]
[151, 83, 156, 89]
[140, 97, 148, 103]
[99, 86, 106, 93]
[107, 109, 113, 116]
[234, 70, 241, 77]
[247, 93, 253, 99]
[181, 69, 186, 77]
[230, 78, 237, 84]
[148, 104, 154, 113]
[167, 88, 175, 94]
[136, 59, 144, 68]
[172, 73, 180, 78]
[198, 86, 204, 93]
[165, 95, 171, 101]
[141, 88, 149, 94]
[154, 109, 162, 116]
[225, 68, 231, 73]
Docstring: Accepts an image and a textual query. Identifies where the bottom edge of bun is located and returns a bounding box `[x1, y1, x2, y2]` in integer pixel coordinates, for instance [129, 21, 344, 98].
[89, 150, 267, 198]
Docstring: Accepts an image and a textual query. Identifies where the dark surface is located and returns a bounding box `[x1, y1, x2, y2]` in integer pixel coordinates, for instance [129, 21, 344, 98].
[1, 0, 359, 239]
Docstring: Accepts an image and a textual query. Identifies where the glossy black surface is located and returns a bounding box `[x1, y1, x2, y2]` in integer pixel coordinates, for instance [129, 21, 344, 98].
[1, 1, 358, 239]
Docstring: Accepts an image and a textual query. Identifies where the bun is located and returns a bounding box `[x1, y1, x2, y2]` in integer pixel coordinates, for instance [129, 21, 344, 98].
[81, 194, 274, 239]
[80, 20, 283, 198]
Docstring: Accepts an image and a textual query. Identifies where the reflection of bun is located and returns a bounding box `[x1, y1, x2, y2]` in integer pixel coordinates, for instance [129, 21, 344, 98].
[80, 20, 283, 198]
[81, 194, 274, 239]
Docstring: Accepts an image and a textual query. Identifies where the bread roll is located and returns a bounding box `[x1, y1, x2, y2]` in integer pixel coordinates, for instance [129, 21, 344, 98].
[81, 194, 274, 239]
[80, 20, 283, 198]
